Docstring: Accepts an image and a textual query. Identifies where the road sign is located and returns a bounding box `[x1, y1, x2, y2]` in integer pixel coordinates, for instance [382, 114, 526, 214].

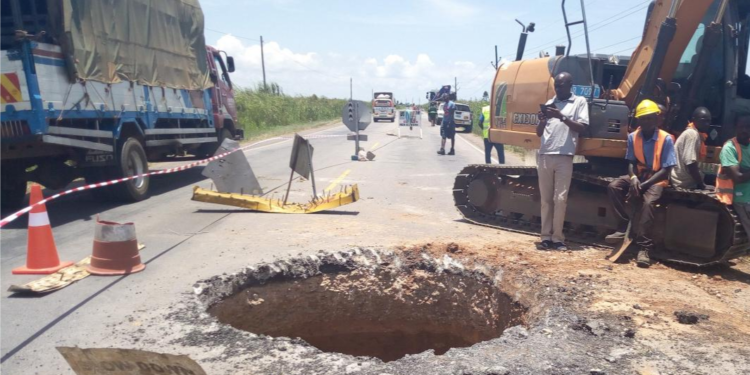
[289, 134, 314, 179]
[342, 100, 371, 132]
[202, 139, 262, 195]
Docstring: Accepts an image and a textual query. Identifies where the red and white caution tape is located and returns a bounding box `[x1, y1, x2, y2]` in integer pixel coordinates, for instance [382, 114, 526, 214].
[0, 133, 347, 228]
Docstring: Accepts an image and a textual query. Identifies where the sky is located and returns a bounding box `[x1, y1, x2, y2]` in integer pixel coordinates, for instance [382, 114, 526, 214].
[201, 0, 655, 102]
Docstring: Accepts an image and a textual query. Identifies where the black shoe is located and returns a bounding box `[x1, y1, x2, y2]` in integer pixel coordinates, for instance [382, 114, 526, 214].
[437, 149, 446, 155]
[539, 240, 553, 250]
[448, 149, 455, 155]
[553, 242, 568, 251]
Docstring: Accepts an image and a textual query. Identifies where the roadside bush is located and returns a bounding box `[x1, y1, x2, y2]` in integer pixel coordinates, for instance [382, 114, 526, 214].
[234, 83, 347, 136]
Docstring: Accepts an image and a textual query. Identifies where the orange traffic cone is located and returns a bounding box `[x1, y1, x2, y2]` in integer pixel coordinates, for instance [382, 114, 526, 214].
[12, 185, 73, 274]
[87, 217, 145, 276]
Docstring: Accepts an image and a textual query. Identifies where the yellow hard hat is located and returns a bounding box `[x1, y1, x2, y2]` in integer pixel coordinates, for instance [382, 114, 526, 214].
[635, 99, 661, 118]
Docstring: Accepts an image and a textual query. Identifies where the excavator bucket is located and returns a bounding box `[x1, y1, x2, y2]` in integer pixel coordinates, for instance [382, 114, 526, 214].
[191, 185, 360, 214]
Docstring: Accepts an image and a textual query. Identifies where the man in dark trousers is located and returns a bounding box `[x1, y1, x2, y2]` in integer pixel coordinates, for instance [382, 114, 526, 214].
[438, 93, 456, 155]
[606, 99, 676, 267]
[480, 105, 505, 164]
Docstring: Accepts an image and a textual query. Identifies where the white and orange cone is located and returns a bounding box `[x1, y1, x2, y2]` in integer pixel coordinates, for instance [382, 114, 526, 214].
[12, 184, 73, 274]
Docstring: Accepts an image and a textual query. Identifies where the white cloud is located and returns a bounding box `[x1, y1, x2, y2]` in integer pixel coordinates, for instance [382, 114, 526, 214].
[215, 34, 495, 101]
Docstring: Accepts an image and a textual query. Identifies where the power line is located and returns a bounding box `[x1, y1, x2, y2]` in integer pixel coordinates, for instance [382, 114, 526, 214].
[506, 0, 651, 60]
[520, 2, 651, 59]
[205, 27, 261, 42]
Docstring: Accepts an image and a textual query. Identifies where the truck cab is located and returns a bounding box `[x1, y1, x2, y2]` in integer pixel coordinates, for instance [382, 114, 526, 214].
[372, 92, 395, 122]
[206, 46, 241, 145]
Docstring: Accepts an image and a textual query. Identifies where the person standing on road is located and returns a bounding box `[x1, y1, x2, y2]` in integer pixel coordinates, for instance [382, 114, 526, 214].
[428, 101, 438, 127]
[671, 107, 711, 189]
[536, 72, 589, 251]
[605, 100, 676, 268]
[717, 115, 750, 236]
[480, 105, 505, 164]
[438, 93, 456, 155]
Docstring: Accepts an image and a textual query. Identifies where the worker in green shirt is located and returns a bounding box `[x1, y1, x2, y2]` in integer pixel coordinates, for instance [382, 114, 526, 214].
[428, 101, 438, 127]
[479, 105, 505, 164]
[718, 115, 750, 235]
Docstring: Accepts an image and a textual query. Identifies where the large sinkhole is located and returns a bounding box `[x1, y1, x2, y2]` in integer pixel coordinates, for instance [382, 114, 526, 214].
[207, 260, 527, 362]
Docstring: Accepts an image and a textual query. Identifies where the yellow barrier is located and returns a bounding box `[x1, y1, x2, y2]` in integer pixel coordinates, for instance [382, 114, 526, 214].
[191, 185, 360, 213]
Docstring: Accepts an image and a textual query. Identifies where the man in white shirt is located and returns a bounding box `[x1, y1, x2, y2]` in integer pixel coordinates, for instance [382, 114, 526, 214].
[536, 72, 589, 250]
[670, 107, 711, 189]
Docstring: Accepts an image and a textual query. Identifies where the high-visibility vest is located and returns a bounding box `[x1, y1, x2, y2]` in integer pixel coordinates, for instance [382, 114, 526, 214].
[716, 137, 742, 205]
[482, 105, 491, 139]
[633, 128, 671, 187]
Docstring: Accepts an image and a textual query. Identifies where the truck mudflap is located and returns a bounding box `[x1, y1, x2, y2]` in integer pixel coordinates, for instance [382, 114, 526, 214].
[0, 50, 32, 141]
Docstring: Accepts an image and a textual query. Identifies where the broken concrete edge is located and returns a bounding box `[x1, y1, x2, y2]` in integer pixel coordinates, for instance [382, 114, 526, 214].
[193, 248, 515, 308]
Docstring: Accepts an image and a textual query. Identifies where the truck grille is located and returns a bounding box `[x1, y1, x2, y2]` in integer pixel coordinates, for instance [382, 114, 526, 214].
[1, 120, 31, 138]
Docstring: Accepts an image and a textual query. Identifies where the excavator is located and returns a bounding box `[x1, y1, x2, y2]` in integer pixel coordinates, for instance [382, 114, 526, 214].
[453, 0, 750, 266]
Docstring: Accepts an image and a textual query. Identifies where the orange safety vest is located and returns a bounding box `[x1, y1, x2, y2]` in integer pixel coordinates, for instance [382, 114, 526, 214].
[633, 128, 671, 187]
[716, 137, 742, 205]
[686, 122, 708, 160]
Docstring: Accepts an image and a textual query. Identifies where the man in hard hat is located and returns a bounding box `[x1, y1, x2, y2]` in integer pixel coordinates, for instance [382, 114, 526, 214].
[536, 72, 589, 251]
[479, 105, 505, 164]
[671, 107, 711, 190]
[606, 99, 676, 267]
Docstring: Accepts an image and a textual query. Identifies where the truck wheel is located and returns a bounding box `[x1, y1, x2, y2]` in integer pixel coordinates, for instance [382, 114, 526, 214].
[1, 169, 27, 210]
[109, 137, 150, 202]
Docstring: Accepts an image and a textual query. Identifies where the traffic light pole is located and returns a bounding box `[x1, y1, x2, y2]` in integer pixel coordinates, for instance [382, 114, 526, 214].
[354, 103, 360, 160]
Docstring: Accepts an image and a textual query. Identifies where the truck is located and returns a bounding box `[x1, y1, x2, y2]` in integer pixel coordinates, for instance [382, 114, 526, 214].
[453, 0, 750, 266]
[372, 92, 395, 122]
[0, 0, 242, 208]
[426, 85, 451, 102]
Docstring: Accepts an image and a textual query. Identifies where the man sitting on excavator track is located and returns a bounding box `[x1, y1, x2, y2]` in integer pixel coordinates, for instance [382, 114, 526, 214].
[606, 100, 677, 268]
[718, 115, 750, 237]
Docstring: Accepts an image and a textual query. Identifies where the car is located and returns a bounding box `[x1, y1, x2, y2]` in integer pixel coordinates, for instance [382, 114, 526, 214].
[436, 103, 472, 133]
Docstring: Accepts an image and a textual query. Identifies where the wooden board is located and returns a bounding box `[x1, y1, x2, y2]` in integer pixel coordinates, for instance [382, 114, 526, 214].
[57, 347, 206, 375]
[8, 244, 145, 294]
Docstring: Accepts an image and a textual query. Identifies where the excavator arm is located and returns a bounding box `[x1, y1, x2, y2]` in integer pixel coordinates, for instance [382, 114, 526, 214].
[615, 0, 715, 106]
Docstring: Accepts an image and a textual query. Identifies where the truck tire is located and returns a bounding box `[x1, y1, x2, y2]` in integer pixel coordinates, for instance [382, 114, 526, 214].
[1, 169, 27, 210]
[114, 137, 149, 201]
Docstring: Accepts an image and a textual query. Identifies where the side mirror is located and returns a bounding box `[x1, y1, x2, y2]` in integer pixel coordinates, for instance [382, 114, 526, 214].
[226, 56, 235, 73]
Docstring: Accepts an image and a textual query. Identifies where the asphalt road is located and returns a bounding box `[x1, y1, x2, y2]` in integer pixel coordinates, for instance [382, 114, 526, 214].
[0, 114, 527, 374]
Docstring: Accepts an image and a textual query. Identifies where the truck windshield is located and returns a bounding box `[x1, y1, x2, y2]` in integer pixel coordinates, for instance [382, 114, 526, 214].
[374, 100, 392, 107]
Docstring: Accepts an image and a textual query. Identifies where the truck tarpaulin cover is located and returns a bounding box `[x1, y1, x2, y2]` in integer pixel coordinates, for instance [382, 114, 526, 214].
[52, 0, 211, 90]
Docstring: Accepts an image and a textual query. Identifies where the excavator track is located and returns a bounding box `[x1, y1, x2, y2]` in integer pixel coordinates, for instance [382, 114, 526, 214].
[453, 164, 749, 266]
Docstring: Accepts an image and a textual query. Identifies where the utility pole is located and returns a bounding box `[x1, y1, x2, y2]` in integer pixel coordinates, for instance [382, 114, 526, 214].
[454, 77, 458, 99]
[260, 35, 267, 90]
[495, 45, 499, 68]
